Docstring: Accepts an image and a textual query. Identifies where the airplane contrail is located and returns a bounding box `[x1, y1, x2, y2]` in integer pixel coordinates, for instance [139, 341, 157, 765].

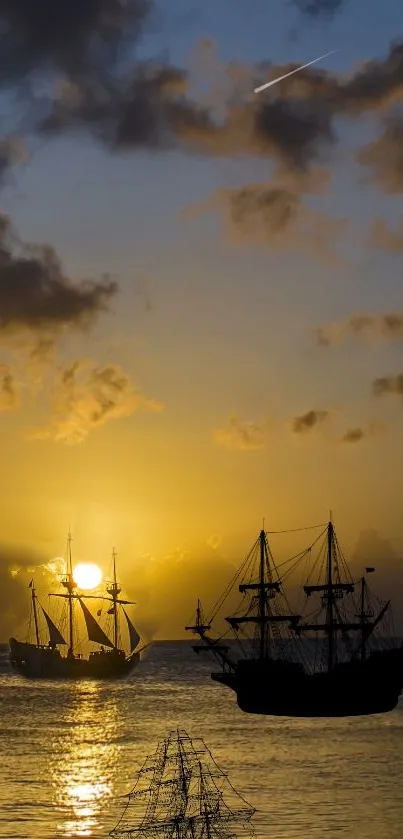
[253, 49, 338, 94]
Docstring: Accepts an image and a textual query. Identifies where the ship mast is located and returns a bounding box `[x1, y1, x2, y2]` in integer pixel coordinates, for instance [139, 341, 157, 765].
[49, 533, 124, 654]
[357, 568, 383, 661]
[61, 530, 77, 655]
[359, 575, 366, 662]
[199, 760, 213, 839]
[177, 735, 190, 821]
[31, 581, 40, 646]
[107, 548, 121, 649]
[298, 520, 364, 663]
[327, 519, 334, 672]
[258, 529, 267, 659]
[185, 600, 235, 670]
[228, 528, 298, 661]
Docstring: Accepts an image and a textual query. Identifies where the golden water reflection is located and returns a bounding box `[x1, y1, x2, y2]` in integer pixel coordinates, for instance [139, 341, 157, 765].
[50, 682, 122, 837]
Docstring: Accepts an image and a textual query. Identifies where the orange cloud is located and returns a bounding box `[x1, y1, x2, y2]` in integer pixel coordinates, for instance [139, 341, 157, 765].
[31, 359, 164, 444]
[214, 414, 270, 451]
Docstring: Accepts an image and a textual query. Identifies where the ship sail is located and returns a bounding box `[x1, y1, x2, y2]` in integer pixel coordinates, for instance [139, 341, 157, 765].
[78, 598, 114, 648]
[41, 606, 67, 646]
[8, 533, 143, 680]
[123, 608, 140, 653]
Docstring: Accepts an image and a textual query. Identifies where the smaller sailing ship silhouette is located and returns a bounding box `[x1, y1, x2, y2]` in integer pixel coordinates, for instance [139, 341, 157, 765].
[9, 534, 144, 679]
[110, 729, 255, 839]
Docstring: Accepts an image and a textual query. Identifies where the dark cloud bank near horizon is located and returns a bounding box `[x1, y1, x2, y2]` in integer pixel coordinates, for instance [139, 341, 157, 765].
[1, 526, 403, 642]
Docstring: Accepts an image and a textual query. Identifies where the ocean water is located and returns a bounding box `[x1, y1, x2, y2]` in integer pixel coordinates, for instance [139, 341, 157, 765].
[1, 641, 403, 839]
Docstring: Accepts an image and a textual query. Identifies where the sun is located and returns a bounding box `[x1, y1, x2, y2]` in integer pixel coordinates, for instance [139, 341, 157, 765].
[73, 562, 103, 591]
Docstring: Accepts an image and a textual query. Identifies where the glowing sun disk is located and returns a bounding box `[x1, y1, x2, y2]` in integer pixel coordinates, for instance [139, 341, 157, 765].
[73, 562, 103, 590]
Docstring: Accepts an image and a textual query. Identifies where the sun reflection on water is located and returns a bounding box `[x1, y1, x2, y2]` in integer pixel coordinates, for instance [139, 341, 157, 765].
[50, 682, 122, 837]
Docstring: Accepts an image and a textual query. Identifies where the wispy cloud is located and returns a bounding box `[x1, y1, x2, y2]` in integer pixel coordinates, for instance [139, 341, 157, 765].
[182, 168, 346, 263]
[0, 364, 19, 411]
[291, 409, 329, 434]
[339, 421, 386, 444]
[31, 359, 164, 444]
[214, 414, 270, 451]
[291, 0, 345, 17]
[315, 312, 403, 347]
[340, 427, 365, 444]
[373, 374, 403, 399]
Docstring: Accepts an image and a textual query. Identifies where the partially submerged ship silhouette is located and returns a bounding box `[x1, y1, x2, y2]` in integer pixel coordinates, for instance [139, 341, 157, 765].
[186, 519, 403, 716]
[9, 534, 143, 679]
[110, 729, 255, 839]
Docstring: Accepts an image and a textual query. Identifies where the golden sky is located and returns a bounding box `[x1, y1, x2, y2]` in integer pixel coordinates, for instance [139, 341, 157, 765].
[1, 0, 403, 640]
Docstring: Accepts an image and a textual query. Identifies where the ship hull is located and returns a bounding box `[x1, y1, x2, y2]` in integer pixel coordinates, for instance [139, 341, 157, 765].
[211, 648, 403, 717]
[9, 638, 140, 680]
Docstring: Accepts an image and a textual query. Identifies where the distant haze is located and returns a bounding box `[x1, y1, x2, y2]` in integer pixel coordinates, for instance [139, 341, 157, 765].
[2, 525, 403, 641]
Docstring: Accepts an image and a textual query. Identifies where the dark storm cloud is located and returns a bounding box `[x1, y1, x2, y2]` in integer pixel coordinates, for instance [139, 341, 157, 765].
[256, 41, 403, 118]
[0, 0, 151, 85]
[0, 215, 117, 341]
[358, 117, 403, 193]
[0, 0, 219, 163]
[343, 42, 403, 113]
[40, 69, 336, 169]
[245, 97, 334, 169]
[203, 40, 403, 165]
[33, 34, 402, 170]
[41, 64, 213, 154]
[0, 6, 402, 173]
[372, 374, 403, 398]
[291, 409, 328, 433]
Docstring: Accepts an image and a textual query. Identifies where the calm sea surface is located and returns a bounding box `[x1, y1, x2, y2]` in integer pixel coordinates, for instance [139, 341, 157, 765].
[1, 641, 403, 839]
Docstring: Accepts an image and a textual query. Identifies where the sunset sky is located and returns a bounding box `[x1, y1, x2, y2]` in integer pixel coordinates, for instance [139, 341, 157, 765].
[1, 0, 403, 639]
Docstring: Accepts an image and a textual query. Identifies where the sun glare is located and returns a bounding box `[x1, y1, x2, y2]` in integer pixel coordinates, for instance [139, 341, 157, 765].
[73, 562, 103, 591]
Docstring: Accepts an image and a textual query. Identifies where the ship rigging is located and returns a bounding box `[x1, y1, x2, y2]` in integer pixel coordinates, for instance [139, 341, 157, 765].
[186, 519, 403, 716]
[9, 533, 143, 680]
[110, 729, 255, 839]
